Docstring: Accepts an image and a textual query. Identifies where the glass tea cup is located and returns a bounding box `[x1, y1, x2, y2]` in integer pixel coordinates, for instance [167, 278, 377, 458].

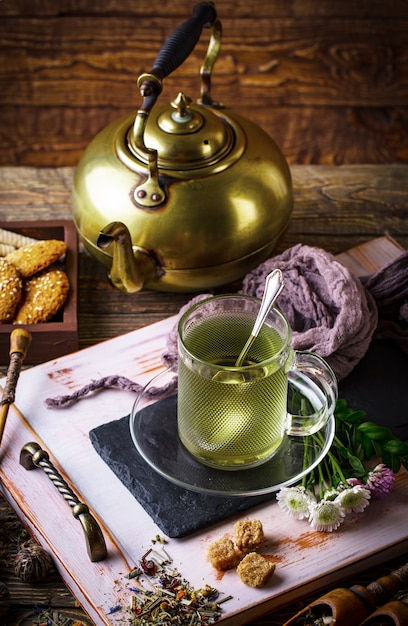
[177, 294, 338, 471]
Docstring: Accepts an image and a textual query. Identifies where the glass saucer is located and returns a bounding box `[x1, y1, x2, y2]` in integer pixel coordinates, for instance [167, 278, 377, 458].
[129, 369, 335, 497]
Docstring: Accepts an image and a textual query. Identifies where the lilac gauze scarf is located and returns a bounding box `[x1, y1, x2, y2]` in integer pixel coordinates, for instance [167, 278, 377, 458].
[162, 244, 378, 382]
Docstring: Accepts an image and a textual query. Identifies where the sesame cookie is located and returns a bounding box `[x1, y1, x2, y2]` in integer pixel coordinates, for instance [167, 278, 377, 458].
[6, 239, 67, 278]
[0, 258, 22, 323]
[14, 268, 70, 324]
[236, 552, 276, 587]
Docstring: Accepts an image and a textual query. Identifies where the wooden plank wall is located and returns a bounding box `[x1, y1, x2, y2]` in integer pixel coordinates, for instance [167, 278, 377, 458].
[0, 0, 407, 167]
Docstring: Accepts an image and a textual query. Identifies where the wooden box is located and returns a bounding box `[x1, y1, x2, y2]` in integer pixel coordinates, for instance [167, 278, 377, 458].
[0, 220, 78, 364]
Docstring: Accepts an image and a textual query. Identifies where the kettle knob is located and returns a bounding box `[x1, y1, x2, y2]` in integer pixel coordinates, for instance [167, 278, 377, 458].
[171, 93, 193, 121]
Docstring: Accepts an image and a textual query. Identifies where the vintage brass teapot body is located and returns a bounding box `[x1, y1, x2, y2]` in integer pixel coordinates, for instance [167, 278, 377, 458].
[72, 2, 293, 293]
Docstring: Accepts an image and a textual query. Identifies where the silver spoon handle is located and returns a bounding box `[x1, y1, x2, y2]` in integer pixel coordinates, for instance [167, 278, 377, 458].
[251, 268, 284, 337]
[235, 268, 284, 367]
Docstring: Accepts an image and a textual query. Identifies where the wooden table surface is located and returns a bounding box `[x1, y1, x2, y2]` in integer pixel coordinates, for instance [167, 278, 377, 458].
[0, 164, 407, 625]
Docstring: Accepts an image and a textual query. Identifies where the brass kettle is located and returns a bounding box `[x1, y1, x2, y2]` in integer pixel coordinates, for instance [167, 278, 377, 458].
[72, 2, 293, 293]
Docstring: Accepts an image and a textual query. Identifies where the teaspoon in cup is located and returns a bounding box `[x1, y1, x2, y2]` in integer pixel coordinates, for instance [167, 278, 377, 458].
[213, 268, 284, 383]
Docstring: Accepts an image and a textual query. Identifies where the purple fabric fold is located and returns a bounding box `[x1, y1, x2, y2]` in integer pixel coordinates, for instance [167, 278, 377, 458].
[360, 250, 408, 353]
[240, 244, 378, 380]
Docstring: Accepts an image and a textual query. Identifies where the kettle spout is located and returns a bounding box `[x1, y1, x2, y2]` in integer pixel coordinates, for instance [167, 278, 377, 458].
[97, 221, 156, 293]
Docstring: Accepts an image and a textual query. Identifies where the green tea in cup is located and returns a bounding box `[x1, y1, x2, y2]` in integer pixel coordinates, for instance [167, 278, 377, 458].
[177, 295, 337, 470]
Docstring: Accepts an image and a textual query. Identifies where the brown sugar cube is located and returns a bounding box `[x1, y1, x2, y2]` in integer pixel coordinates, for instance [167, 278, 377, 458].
[236, 552, 276, 588]
[207, 537, 238, 571]
[234, 519, 264, 553]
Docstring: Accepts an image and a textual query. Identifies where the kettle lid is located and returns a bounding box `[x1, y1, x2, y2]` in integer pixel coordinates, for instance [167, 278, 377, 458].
[127, 91, 235, 170]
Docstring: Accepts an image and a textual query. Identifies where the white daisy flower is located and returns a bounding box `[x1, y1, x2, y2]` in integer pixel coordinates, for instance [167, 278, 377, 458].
[276, 486, 316, 520]
[309, 500, 346, 532]
[335, 485, 371, 513]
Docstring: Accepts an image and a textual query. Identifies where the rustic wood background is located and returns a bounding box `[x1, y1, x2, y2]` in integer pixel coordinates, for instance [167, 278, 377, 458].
[0, 0, 407, 168]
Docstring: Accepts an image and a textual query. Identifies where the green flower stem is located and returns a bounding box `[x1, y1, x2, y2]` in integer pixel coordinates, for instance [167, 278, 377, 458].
[302, 437, 314, 489]
[326, 450, 348, 485]
[311, 431, 349, 491]
[333, 434, 347, 449]
[316, 457, 327, 498]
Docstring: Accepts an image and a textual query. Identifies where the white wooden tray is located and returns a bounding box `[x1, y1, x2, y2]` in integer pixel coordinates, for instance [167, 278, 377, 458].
[1, 313, 407, 625]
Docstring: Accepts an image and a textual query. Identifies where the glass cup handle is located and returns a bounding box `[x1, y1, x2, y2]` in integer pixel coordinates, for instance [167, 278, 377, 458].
[286, 351, 338, 437]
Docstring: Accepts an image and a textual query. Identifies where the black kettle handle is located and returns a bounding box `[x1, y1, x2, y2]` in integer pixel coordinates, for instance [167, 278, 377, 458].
[137, 2, 217, 106]
[153, 2, 217, 80]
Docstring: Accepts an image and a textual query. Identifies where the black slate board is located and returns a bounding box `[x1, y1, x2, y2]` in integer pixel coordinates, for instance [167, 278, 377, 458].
[89, 413, 273, 538]
[90, 339, 408, 538]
